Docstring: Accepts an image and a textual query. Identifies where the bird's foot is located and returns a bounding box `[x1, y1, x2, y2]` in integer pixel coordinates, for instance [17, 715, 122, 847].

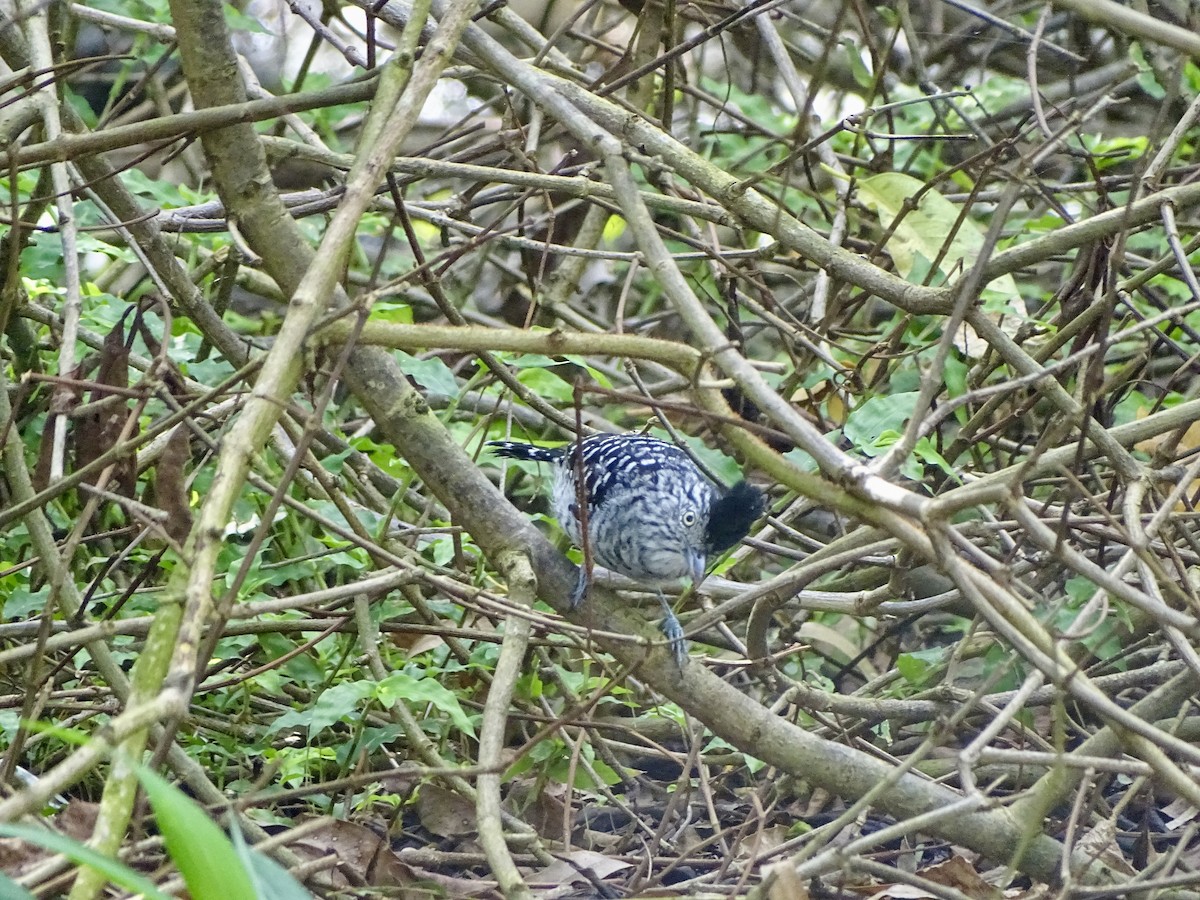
[568, 566, 589, 611]
[657, 593, 688, 668]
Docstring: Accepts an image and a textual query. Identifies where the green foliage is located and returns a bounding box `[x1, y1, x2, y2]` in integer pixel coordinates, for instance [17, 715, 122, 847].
[3, 1, 1199, 892]
[140, 768, 311, 900]
[855, 172, 1020, 311]
[396, 350, 459, 396]
[138, 769, 258, 900]
[375, 671, 478, 738]
[2, 582, 50, 620]
[0, 751, 311, 898]
[896, 648, 943, 687]
[88, 0, 170, 21]
[843, 393, 957, 479]
[221, 3, 267, 33]
[505, 736, 620, 789]
[1129, 43, 1166, 99]
[0, 823, 172, 900]
[0, 870, 36, 899]
[1057, 577, 1127, 661]
[702, 735, 765, 774]
[265, 669, 476, 753]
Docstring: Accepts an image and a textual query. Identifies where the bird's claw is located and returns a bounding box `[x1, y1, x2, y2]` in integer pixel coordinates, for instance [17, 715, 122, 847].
[659, 611, 687, 667]
[568, 567, 588, 610]
[657, 593, 688, 667]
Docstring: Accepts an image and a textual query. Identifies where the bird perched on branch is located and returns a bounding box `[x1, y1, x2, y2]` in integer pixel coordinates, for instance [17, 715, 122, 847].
[490, 433, 765, 665]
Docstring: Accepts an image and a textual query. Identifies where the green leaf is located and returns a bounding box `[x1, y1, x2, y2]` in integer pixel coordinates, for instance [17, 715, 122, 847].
[264, 709, 311, 736]
[1129, 42, 1165, 100]
[843, 41, 873, 89]
[702, 736, 766, 773]
[896, 649, 941, 685]
[376, 672, 477, 738]
[229, 820, 311, 900]
[515, 366, 574, 404]
[2, 585, 50, 619]
[119, 167, 188, 208]
[138, 768, 257, 900]
[396, 350, 460, 396]
[503, 353, 559, 368]
[1079, 133, 1147, 169]
[856, 172, 1020, 312]
[256, 633, 323, 685]
[842, 392, 920, 456]
[0, 870, 36, 900]
[223, 3, 267, 32]
[63, 88, 98, 128]
[370, 301, 412, 324]
[602, 214, 626, 243]
[0, 824, 173, 900]
[517, 670, 543, 701]
[1064, 576, 1096, 604]
[540, 742, 611, 789]
[320, 447, 355, 475]
[562, 355, 613, 389]
[308, 681, 376, 736]
[943, 354, 969, 425]
[17, 719, 90, 746]
[589, 758, 622, 787]
[914, 437, 955, 478]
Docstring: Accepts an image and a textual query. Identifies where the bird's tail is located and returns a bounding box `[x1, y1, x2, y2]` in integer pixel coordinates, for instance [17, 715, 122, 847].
[487, 440, 565, 463]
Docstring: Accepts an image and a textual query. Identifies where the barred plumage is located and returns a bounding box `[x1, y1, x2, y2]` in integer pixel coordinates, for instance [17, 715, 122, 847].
[490, 433, 765, 664]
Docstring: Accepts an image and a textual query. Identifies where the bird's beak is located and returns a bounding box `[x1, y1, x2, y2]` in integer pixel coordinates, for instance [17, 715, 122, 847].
[689, 549, 707, 587]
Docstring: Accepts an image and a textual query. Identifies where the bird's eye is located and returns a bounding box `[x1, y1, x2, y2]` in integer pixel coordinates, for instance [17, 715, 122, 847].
[682, 510, 697, 527]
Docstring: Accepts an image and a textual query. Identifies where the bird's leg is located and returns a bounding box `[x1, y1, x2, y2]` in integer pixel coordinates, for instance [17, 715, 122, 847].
[656, 590, 687, 667]
[568, 564, 589, 610]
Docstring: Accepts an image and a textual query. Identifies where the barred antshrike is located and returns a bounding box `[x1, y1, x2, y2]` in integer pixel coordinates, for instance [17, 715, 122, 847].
[490, 433, 765, 664]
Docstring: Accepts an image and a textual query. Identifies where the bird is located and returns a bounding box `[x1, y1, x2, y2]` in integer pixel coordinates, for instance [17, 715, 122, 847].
[489, 433, 765, 664]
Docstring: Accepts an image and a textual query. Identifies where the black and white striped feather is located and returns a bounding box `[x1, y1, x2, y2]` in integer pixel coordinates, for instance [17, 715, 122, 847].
[490, 433, 764, 662]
